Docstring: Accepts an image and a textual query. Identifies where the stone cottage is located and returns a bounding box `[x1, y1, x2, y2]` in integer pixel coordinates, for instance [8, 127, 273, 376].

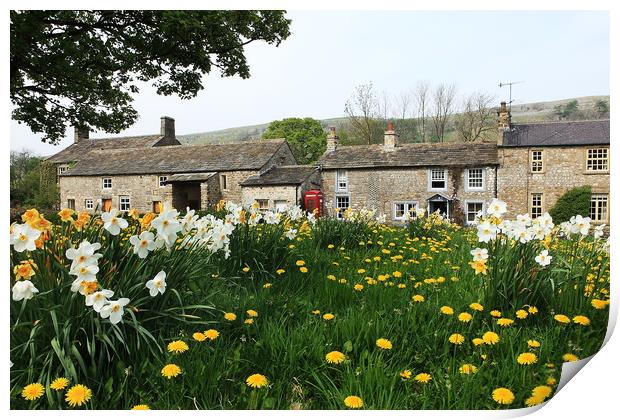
[48, 116, 302, 213]
[496, 102, 610, 224]
[317, 125, 499, 224]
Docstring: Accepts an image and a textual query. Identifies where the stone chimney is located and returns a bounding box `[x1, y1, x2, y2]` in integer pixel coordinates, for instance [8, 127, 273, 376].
[74, 126, 89, 143]
[326, 126, 339, 153]
[496, 102, 511, 145]
[383, 122, 399, 150]
[160, 116, 175, 138]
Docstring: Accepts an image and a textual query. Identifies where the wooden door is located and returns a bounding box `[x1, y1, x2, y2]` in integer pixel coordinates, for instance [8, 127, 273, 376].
[102, 199, 112, 212]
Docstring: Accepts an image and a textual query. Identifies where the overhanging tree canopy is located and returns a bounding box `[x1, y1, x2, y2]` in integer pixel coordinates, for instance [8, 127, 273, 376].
[11, 10, 291, 144]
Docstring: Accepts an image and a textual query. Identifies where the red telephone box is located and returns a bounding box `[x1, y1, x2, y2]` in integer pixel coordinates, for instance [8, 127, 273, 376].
[304, 190, 324, 217]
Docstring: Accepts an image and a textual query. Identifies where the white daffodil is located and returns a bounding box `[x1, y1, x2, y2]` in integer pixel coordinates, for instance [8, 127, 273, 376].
[66, 240, 102, 271]
[100, 298, 130, 324]
[101, 208, 129, 236]
[263, 211, 280, 225]
[594, 224, 606, 239]
[375, 213, 387, 224]
[486, 198, 507, 219]
[12, 280, 39, 301]
[537, 212, 554, 232]
[287, 206, 304, 221]
[477, 220, 498, 243]
[570, 215, 591, 236]
[151, 206, 181, 248]
[70, 263, 99, 284]
[145, 271, 167, 297]
[180, 208, 199, 234]
[285, 228, 297, 240]
[9, 223, 41, 253]
[85, 289, 114, 312]
[129, 231, 156, 259]
[535, 250, 552, 267]
[470, 248, 488, 262]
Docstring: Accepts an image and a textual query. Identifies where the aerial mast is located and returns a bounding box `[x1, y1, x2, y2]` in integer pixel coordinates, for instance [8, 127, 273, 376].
[498, 81, 524, 113]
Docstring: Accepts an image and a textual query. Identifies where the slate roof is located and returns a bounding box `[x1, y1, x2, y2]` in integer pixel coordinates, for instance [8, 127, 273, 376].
[239, 165, 319, 186]
[61, 139, 289, 176]
[318, 142, 499, 169]
[502, 120, 610, 147]
[165, 172, 216, 183]
[44, 134, 179, 164]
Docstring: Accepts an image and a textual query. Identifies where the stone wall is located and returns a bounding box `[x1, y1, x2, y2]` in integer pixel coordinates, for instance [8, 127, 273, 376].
[321, 166, 497, 222]
[59, 174, 173, 212]
[497, 146, 610, 221]
[241, 185, 299, 209]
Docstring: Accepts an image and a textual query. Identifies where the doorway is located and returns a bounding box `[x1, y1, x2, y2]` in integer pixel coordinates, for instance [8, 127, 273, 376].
[428, 200, 448, 217]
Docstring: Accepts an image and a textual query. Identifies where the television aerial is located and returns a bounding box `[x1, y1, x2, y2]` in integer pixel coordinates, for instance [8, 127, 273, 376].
[498, 81, 524, 112]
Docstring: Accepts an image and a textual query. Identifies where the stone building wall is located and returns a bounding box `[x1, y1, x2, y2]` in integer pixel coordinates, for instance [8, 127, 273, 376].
[59, 174, 173, 213]
[321, 166, 497, 222]
[497, 146, 610, 221]
[241, 185, 299, 209]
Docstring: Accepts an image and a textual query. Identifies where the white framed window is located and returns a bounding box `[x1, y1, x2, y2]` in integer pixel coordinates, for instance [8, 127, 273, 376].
[159, 176, 168, 187]
[586, 148, 608, 171]
[466, 168, 484, 191]
[256, 199, 269, 211]
[465, 201, 483, 225]
[590, 194, 608, 222]
[531, 150, 544, 173]
[335, 195, 350, 219]
[67, 199, 75, 210]
[85, 199, 94, 210]
[336, 170, 348, 192]
[119, 196, 131, 211]
[530, 193, 543, 218]
[428, 169, 447, 191]
[393, 201, 417, 221]
[103, 178, 112, 189]
[220, 174, 228, 190]
[57, 165, 69, 176]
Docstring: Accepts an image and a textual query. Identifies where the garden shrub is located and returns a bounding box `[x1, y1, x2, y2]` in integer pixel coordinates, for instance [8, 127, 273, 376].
[549, 185, 591, 223]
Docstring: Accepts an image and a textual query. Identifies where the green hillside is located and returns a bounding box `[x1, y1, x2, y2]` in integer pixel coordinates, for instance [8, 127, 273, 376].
[177, 95, 609, 145]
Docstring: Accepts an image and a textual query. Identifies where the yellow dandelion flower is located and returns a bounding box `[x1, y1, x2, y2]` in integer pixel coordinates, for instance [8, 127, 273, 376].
[469, 302, 484, 312]
[263, 283, 272, 289]
[458, 312, 472, 323]
[244, 318, 254, 325]
[21, 383, 45, 401]
[591, 299, 608, 309]
[472, 337, 485, 346]
[299, 266, 309, 273]
[412, 294, 425, 302]
[459, 364, 478, 374]
[242, 266, 250, 273]
[246, 373, 268, 388]
[497, 318, 514, 327]
[563, 353, 579, 362]
[527, 306, 539, 314]
[516, 310, 528, 319]
[323, 313, 335, 321]
[532, 385, 553, 399]
[482, 331, 500, 345]
[295, 260, 305, 266]
[527, 339, 541, 348]
[376, 338, 393, 350]
[414, 373, 432, 383]
[204, 329, 219, 340]
[276, 269, 285, 275]
[490, 310, 502, 318]
[572, 315, 590, 326]
[393, 271, 402, 278]
[449, 333, 465, 345]
[246, 309, 258, 317]
[554, 314, 570, 324]
[344, 395, 364, 409]
[492, 387, 514, 405]
[440, 306, 454, 315]
[224, 312, 237, 321]
[546, 377, 557, 386]
[192, 332, 206, 342]
[517, 352, 538, 365]
[50, 377, 70, 391]
[353, 283, 364, 291]
[400, 369, 412, 379]
[167, 340, 189, 354]
[132, 404, 151, 410]
[325, 351, 346, 364]
[65, 384, 93, 407]
[161, 364, 182, 379]
[525, 395, 544, 407]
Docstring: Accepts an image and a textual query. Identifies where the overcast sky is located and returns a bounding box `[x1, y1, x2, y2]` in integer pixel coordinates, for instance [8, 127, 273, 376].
[10, 10, 609, 156]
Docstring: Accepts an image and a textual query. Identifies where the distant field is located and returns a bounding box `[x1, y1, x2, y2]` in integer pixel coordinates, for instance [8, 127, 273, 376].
[177, 95, 609, 145]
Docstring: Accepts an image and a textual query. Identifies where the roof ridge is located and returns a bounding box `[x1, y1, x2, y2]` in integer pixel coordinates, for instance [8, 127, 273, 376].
[514, 119, 609, 126]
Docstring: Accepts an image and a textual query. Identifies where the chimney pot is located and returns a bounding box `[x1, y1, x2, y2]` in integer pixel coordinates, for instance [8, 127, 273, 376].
[161, 116, 175, 138]
[497, 102, 512, 144]
[74, 126, 89, 143]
